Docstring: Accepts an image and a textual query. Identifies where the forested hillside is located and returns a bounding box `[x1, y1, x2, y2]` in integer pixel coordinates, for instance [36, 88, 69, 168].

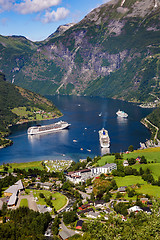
[1, 0, 160, 103]
[0, 73, 61, 147]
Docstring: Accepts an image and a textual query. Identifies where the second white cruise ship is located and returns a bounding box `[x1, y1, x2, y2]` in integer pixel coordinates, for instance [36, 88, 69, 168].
[27, 120, 70, 135]
[99, 128, 110, 148]
[116, 110, 128, 118]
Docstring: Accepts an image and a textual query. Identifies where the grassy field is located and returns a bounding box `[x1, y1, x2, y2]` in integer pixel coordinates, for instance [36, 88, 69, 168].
[136, 184, 160, 198]
[98, 155, 115, 166]
[32, 190, 67, 211]
[0, 161, 44, 172]
[114, 175, 146, 187]
[132, 163, 160, 180]
[97, 148, 160, 167]
[20, 198, 28, 207]
[123, 147, 160, 163]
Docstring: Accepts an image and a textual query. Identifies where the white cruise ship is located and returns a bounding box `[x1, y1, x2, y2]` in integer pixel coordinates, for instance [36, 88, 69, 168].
[116, 110, 128, 118]
[99, 128, 110, 148]
[27, 121, 70, 135]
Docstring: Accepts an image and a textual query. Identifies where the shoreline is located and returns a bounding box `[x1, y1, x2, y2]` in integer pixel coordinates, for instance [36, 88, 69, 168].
[0, 114, 62, 150]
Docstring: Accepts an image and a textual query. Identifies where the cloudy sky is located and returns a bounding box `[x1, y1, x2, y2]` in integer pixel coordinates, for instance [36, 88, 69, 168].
[0, 0, 109, 41]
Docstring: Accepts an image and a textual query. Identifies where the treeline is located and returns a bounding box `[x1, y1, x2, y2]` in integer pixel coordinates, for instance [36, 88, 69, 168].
[0, 207, 51, 240]
[13, 168, 64, 182]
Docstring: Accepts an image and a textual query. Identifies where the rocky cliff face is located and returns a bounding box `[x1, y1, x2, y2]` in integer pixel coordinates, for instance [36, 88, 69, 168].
[1, 0, 160, 102]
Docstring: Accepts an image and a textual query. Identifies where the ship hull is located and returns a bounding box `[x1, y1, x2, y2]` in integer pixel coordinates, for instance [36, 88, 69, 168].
[99, 128, 110, 148]
[116, 110, 128, 118]
[27, 121, 70, 135]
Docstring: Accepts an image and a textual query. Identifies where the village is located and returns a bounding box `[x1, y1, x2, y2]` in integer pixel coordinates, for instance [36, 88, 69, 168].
[0, 150, 158, 240]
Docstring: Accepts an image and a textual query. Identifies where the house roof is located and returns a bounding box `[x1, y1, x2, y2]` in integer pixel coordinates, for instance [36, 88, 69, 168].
[4, 180, 24, 194]
[86, 212, 100, 218]
[128, 206, 142, 212]
[7, 193, 17, 206]
[0, 200, 3, 210]
[76, 220, 83, 227]
[79, 204, 90, 209]
[95, 200, 105, 205]
[77, 208, 94, 215]
[4, 185, 18, 194]
[59, 230, 75, 240]
[118, 186, 127, 192]
[35, 182, 53, 187]
[15, 180, 24, 190]
[37, 205, 52, 213]
[141, 207, 151, 213]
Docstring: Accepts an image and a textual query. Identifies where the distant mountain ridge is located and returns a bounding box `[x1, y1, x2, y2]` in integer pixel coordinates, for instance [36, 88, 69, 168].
[1, 0, 160, 102]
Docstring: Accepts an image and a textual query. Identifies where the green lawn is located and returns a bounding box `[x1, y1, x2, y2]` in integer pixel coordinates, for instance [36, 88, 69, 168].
[136, 184, 160, 198]
[123, 147, 160, 163]
[20, 198, 28, 207]
[0, 161, 44, 172]
[98, 155, 115, 166]
[114, 175, 146, 187]
[32, 190, 67, 211]
[12, 107, 31, 118]
[132, 163, 160, 180]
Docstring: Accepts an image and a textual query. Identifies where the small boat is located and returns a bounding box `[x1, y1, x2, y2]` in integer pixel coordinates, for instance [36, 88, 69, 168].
[87, 149, 91, 152]
[99, 112, 102, 117]
[116, 110, 128, 118]
[85, 127, 87, 130]
[73, 139, 77, 142]
[80, 148, 83, 151]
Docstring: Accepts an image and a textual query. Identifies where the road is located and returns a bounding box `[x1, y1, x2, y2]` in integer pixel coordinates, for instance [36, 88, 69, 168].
[144, 118, 159, 143]
[16, 191, 38, 211]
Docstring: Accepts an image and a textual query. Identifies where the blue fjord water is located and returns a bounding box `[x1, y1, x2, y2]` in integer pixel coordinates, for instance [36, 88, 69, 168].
[0, 95, 152, 164]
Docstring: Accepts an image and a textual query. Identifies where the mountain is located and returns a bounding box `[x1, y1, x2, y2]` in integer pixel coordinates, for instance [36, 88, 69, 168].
[1, 0, 160, 102]
[0, 73, 62, 147]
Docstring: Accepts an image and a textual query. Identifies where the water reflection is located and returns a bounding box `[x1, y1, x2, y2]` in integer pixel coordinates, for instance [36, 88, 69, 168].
[116, 116, 128, 125]
[28, 129, 69, 145]
[101, 147, 110, 156]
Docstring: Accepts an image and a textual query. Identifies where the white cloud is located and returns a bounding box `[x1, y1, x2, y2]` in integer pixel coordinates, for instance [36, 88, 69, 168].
[0, 0, 14, 12]
[42, 7, 69, 23]
[15, 0, 62, 14]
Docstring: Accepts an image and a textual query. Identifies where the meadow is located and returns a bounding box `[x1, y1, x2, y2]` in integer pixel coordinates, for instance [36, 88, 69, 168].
[0, 161, 44, 172]
[114, 175, 146, 187]
[132, 163, 160, 180]
[123, 147, 160, 163]
[31, 190, 67, 211]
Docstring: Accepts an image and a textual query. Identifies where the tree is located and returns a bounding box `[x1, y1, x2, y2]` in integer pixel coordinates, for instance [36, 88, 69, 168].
[63, 211, 78, 225]
[115, 153, 122, 159]
[128, 145, 134, 152]
[128, 158, 136, 165]
[140, 156, 147, 164]
[39, 193, 45, 198]
[139, 167, 144, 175]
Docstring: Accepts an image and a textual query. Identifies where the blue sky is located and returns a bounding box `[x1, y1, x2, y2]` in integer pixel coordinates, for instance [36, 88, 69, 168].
[0, 0, 109, 41]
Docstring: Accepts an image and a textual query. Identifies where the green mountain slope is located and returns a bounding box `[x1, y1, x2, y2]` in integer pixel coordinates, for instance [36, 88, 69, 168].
[0, 73, 62, 147]
[1, 0, 160, 102]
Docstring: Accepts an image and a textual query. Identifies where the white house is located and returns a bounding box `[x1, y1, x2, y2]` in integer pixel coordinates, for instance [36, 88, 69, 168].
[86, 211, 101, 219]
[91, 163, 117, 175]
[128, 206, 142, 214]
